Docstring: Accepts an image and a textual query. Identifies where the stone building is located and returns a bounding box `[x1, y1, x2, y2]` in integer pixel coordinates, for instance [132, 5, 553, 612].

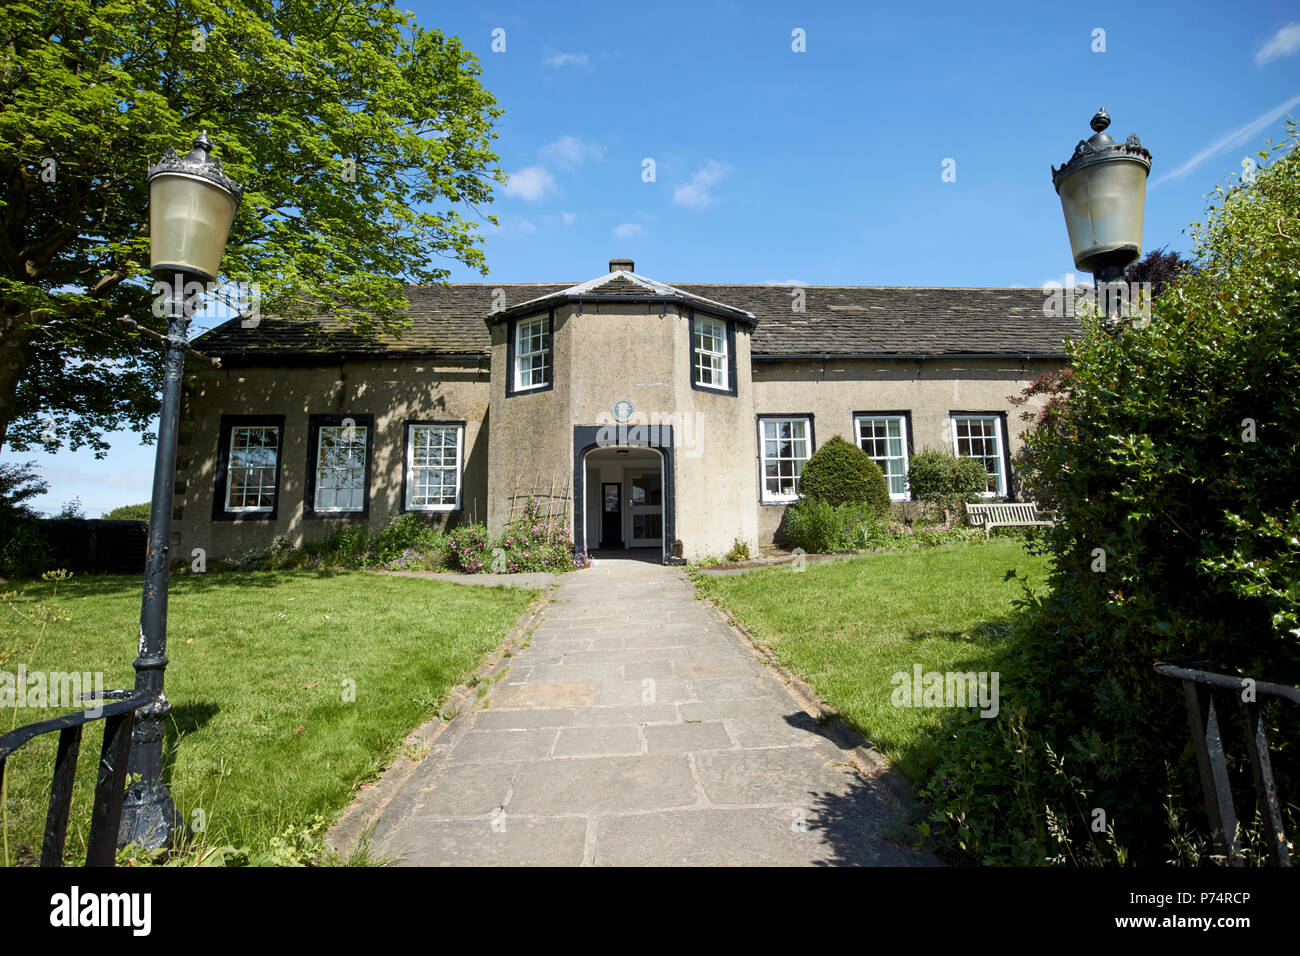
[177, 259, 1076, 562]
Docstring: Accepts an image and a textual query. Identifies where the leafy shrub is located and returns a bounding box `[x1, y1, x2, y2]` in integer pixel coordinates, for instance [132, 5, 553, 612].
[497, 498, 572, 572]
[782, 497, 844, 552]
[370, 513, 449, 565]
[797, 435, 890, 514]
[781, 499, 976, 553]
[53, 498, 85, 519]
[203, 505, 571, 576]
[447, 524, 495, 573]
[0, 522, 53, 578]
[0, 462, 51, 578]
[907, 448, 988, 520]
[923, 124, 1300, 865]
[102, 502, 151, 520]
[725, 539, 751, 563]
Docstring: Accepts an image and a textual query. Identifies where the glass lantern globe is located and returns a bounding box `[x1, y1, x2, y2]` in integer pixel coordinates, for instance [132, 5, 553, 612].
[147, 132, 243, 282]
[1052, 109, 1151, 284]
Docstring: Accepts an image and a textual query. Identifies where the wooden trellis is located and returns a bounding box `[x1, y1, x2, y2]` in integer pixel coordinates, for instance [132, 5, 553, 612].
[506, 471, 571, 533]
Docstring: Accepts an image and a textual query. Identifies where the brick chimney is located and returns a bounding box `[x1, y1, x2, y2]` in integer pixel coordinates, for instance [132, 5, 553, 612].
[609, 258, 634, 273]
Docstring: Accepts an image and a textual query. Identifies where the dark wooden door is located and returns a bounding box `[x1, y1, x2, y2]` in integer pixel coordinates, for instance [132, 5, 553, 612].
[600, 482, 623, 548]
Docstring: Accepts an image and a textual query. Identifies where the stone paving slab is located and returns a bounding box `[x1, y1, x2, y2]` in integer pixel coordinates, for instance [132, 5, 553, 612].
[370, 555, 938, 867]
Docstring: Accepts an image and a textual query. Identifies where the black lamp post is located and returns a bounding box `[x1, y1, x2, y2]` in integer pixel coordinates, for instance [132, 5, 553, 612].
[1052, 108, 1152, 323]
[118, 132, 243, 850]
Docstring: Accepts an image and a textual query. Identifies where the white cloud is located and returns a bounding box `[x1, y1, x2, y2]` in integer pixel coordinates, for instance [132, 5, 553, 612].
[673, 160, 732, 208]
[502, 165, 557, 201]
[544, 53, 589, 68]
[42, 467, 150, 490]
[560, 211, 577, 226]
[539, 135, 604, 169]
[1040, 273, 1091, 290]
[1256, 23, 1300, 65]
[1151, 92, 1300, 186]
[613, 222, 644, 238]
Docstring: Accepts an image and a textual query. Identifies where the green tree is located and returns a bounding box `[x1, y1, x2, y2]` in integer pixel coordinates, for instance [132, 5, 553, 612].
[1, 0, 505, 454]
[797, 435, 891, 515]
[0, 461, 51, 576]
[924, 125, 1300, 865]
[103, 501, 151, 520]
[1125, 245, 1197, 299]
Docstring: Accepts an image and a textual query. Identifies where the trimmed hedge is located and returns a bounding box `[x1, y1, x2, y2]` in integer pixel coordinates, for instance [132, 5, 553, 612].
[907, 448, 988, 508]
[797, 435, 891, 515]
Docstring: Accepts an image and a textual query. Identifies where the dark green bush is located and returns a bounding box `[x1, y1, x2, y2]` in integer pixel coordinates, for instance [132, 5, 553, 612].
[783, 498, 989, 553]
[370, 513, 449, 564]
[782, 498, 843, 552]
[797, 435, 891, 514]
[922, 124, 1300, 866]
[0, 462, 52, 578]
[907, 448, 988, 519]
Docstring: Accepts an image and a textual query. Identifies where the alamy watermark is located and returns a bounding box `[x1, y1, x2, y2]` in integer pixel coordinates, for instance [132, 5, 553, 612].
[891, 664, 999, 718]
[151, 276, 261, 327]
[594, 409, 706, 459]
[1, 667, 106, 716]
[1042, 276, 1152, 325]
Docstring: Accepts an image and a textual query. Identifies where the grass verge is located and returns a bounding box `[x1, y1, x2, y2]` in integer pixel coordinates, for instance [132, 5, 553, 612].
[693, 539, 1050, 783]
[1, 570, 537, 865]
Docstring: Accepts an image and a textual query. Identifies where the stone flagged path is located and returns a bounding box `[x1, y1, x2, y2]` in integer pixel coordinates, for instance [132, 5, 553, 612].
[369, 554, 937, 866]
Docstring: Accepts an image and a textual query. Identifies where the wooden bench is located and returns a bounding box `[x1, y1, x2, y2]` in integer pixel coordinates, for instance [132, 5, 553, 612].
[965, 502, 1055, 539]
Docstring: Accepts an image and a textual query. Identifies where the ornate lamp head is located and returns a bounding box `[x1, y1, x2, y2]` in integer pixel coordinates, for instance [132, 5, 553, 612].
[1051, 109, 1152, 282]
[147, 132, 244, 281]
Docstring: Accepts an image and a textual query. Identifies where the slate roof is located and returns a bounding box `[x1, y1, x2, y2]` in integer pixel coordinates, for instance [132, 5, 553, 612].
[194, 277, 1079, 362]
[491, 270, 757, 322]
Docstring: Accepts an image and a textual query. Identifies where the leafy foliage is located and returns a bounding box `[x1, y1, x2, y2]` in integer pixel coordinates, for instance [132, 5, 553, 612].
[1125, 246, 1197, 299]
[494, 499, 572, 572]
[782, 497, 844, 552]
[922, 124, 1300, 865]
[102, 502, 151, 520]
[0, 462, 51, 577]
[243, 513, 451, 572]
[52, 498, 84, 519]
[1, 0, 505, 454]
[906, 448, 988, 520]
[1007, 370, 1072, 511]
[781, 497, 983, 553]
[796, 435, 891, 514]
[446, 524, 495, 573]
[725, 539, 751, 563]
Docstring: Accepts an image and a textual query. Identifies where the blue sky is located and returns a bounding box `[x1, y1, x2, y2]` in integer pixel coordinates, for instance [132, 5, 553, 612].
[9, 0, 1300, 515]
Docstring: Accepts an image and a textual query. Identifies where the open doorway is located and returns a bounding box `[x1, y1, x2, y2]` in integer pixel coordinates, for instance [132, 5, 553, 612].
[584, 446, 663, 553]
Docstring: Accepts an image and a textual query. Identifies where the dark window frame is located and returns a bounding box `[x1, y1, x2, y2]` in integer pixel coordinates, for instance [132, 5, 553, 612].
[401, 419, 468, 513]
[755, 412, 816, 505]
[212, 414, 286, 522]
[304, 413, 374, 520]
[505, 308, 555, 397]
[688, 309, 738, 397]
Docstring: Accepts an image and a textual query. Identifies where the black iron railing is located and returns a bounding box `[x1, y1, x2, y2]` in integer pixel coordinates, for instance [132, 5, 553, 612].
[0, 690, 149, 866]
[1155, 660, 1299, 867]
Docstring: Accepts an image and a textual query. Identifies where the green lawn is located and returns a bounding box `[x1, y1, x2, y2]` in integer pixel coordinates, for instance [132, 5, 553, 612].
[694, 539, 1050, 782]
[1, 570, 538, 865]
